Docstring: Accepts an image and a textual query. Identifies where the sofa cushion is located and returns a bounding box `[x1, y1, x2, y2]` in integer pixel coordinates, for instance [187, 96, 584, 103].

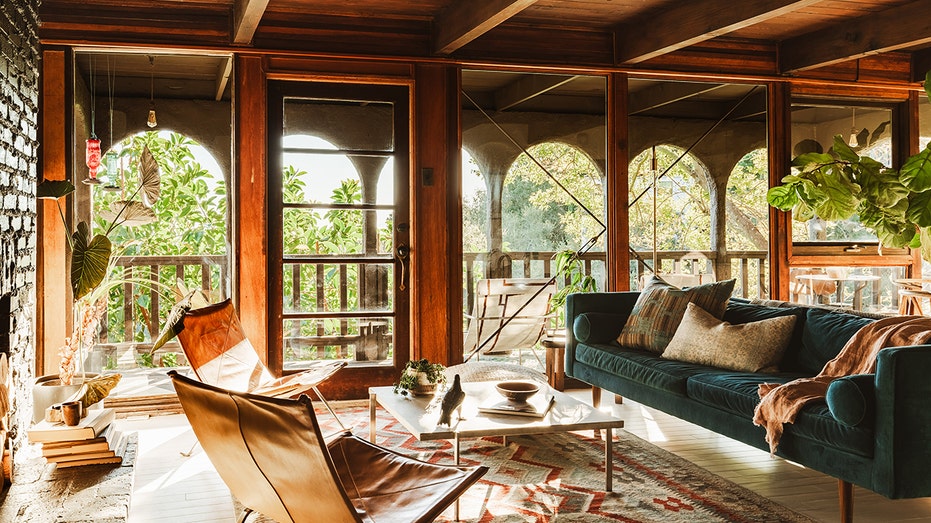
[793, 308, 875, 375]
[617, 276, 736, 354]
[575, 342, 705, 395]
[662, 302, 797, 372]
[826, 374, 876, 429]
[687, 372, 874, 457]
[573, 312, 627, 344]
[723, 302, 808, 357]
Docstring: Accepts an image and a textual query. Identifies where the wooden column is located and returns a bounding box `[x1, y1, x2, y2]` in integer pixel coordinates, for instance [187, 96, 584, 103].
[607, 72, 630, 291]
[37, 48, 71, 377]
[233, 55, 269, 364]
[894, 91, 922, 278]
[412, 64, 462, 366]
[768, 81, 792, 301]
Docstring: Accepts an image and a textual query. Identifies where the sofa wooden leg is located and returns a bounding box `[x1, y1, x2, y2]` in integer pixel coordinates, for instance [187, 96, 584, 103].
[839, 479, 853, 523]
[592, 386, 601, 408]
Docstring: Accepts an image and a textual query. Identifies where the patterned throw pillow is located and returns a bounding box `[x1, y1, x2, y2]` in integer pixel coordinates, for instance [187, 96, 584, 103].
[617, 276, 736, 353]
[662, 302, 797, 372]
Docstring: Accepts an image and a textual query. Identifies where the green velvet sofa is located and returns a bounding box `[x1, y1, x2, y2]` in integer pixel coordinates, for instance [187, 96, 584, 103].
[565, 291, 931, 514]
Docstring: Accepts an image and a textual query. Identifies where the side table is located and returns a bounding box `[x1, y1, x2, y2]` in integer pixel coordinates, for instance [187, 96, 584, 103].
[541, 333, 585, 391]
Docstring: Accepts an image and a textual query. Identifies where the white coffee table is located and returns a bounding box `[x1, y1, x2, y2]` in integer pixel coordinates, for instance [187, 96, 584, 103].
[368, 381, 624, 491]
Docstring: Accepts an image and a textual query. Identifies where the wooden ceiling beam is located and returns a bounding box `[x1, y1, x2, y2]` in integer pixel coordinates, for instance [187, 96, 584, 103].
[232, 0, 270, 45]
[215, 56, 232, 101]
[434, 0, 537, 55]
[615, 0, 819, 64]
[494, 74, 578, 111]
[629, 82, 726, 115]
[780, 0, 931, 73]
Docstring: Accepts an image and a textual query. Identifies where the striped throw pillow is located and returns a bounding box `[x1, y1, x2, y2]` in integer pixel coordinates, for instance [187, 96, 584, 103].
[617, 276, 736, 353]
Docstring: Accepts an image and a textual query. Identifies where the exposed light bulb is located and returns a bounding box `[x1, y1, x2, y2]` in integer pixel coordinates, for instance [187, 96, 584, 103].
[848, 129, 858, 147]
[147, 107, 157, 128]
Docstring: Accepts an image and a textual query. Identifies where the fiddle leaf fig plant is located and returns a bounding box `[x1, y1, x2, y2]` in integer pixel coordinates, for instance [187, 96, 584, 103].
[767, 70, 931, 260]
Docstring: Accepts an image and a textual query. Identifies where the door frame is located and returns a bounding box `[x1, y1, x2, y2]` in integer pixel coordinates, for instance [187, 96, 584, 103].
[267, 80, 411, 399]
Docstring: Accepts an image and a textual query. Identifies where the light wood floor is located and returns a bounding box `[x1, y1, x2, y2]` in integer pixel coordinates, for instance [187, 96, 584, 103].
[117, 388, 931, 523]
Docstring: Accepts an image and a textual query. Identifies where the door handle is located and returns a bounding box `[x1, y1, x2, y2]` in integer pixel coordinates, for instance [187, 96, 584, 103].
[397, 245, 410, 290]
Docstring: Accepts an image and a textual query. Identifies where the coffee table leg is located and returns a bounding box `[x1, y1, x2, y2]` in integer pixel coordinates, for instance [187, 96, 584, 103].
[369, 392, 376, 443]
[605, 428, 613, 492]
[454, 432, 461, 521]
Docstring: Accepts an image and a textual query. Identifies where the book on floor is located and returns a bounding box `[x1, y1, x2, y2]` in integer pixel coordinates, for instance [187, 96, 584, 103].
[478, 393, 555, 418]
[53, 431, 128, 469]
[27, 407, 116, 444]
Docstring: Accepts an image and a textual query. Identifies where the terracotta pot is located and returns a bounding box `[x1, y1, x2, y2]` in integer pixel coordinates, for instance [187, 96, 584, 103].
[32, 373, 100, 424]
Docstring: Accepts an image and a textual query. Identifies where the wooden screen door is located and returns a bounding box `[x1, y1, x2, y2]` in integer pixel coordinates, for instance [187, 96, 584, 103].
[268, 81, 410, 398]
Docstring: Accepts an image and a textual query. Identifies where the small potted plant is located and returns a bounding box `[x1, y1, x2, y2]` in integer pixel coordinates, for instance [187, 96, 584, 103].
[394, 358, 446, 396]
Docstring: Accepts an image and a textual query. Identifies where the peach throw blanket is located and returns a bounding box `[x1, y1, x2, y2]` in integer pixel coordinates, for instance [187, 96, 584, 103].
[753, 315, 931, 455]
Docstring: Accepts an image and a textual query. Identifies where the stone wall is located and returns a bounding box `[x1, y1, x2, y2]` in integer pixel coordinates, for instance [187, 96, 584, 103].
[0, 0, 41, 457]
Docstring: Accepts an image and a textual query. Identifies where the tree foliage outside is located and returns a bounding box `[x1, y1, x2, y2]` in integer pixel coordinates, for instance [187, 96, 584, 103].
[629, 145, 711, 253]
[726, 148, 769, 251]
[502, 142, 605, 254]
[92, 131, 227, 345]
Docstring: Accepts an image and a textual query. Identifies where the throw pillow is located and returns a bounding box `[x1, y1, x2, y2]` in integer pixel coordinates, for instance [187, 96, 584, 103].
[661, 302, 797, 372]
[616, 276, 736, 353]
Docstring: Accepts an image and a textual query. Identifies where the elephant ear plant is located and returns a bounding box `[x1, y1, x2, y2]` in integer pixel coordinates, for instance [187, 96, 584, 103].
[37, 145, 165, 385]
[768, 71, 931, 260]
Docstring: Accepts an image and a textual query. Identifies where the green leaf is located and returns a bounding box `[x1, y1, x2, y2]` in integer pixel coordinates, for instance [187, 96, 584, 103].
[36, 180, 75, 199]
[901, 145, 931, 192]
[794, 199, 815, 221]
[922, 227, 931, 262]
[812, 170, 859, 221]
[71, 221, 112, 300]
[832, 136, 859, 162]
[908, 190, 931, 227]
[766, 185, 798, 210]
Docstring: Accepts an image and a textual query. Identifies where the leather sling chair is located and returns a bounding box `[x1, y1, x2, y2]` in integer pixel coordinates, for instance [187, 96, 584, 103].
[169, 371, 488, 523]
[175, 299, 347, 429]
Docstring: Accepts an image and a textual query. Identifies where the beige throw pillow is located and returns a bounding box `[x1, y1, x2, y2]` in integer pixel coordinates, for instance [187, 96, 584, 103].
[617, 276, 736, 353]
[661, 302, 797, 373]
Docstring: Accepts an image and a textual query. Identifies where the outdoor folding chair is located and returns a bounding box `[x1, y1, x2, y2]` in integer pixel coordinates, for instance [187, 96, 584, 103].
[463, 278, 556, 366]
[169, 371, 487, 523]
[175, 299, 347, 429]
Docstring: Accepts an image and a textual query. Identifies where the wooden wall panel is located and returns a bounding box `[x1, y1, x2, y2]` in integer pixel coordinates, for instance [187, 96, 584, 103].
[768, 81, 792, 301]
[37, 49, 70, 377]
[411, 64, 461, 366]
[233, 55, 269, 364]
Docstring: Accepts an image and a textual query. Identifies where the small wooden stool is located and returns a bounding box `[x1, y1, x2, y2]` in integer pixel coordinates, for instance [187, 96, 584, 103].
[898, 288, 931, 315]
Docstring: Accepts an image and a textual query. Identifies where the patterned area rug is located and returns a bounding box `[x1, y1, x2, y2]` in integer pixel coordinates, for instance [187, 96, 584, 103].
[283, 405, 813, 523]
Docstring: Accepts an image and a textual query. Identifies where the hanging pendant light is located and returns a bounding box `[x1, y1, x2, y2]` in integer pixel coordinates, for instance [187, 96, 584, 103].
[848, 108, 859, 147]
[146, 55, 157, 128]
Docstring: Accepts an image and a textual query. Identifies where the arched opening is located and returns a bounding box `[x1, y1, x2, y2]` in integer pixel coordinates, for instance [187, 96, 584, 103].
[726, 148, 769, 298]
[628, 145, 711, 288]
[89, 129, 229, 370]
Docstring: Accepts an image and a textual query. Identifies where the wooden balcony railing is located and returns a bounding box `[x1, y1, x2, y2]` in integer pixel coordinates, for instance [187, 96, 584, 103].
[102, 255, 229, 343]
[463, 250, 769, 313]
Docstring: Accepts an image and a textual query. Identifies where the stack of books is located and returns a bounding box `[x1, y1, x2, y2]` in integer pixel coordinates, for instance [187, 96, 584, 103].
[27, 408, 126, 468]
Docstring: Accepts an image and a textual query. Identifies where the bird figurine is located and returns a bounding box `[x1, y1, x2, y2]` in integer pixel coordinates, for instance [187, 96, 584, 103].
[438, 374, 465, 426]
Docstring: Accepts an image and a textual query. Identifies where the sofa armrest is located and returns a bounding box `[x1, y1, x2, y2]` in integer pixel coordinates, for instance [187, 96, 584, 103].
[873, 344, 931, 498]
[565, 292, 639, 377]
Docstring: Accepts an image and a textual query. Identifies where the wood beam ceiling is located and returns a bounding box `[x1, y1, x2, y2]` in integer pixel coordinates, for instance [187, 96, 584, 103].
[232, 0, 270, 45]
[215, 56, 233, 101]
[494, 74, 578, 111]
[629, 82, 726, 115]
[780, 0, 931, 73]
[434, 0, 537, 55]
[615, 0, 820, 65]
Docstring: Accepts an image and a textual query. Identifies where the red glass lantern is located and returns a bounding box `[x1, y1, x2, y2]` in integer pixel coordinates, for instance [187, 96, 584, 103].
[85, 135, 102, 184]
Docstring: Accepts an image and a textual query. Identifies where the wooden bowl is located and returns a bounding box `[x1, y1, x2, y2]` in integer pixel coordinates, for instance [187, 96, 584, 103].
[495, 381, 540, 402]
